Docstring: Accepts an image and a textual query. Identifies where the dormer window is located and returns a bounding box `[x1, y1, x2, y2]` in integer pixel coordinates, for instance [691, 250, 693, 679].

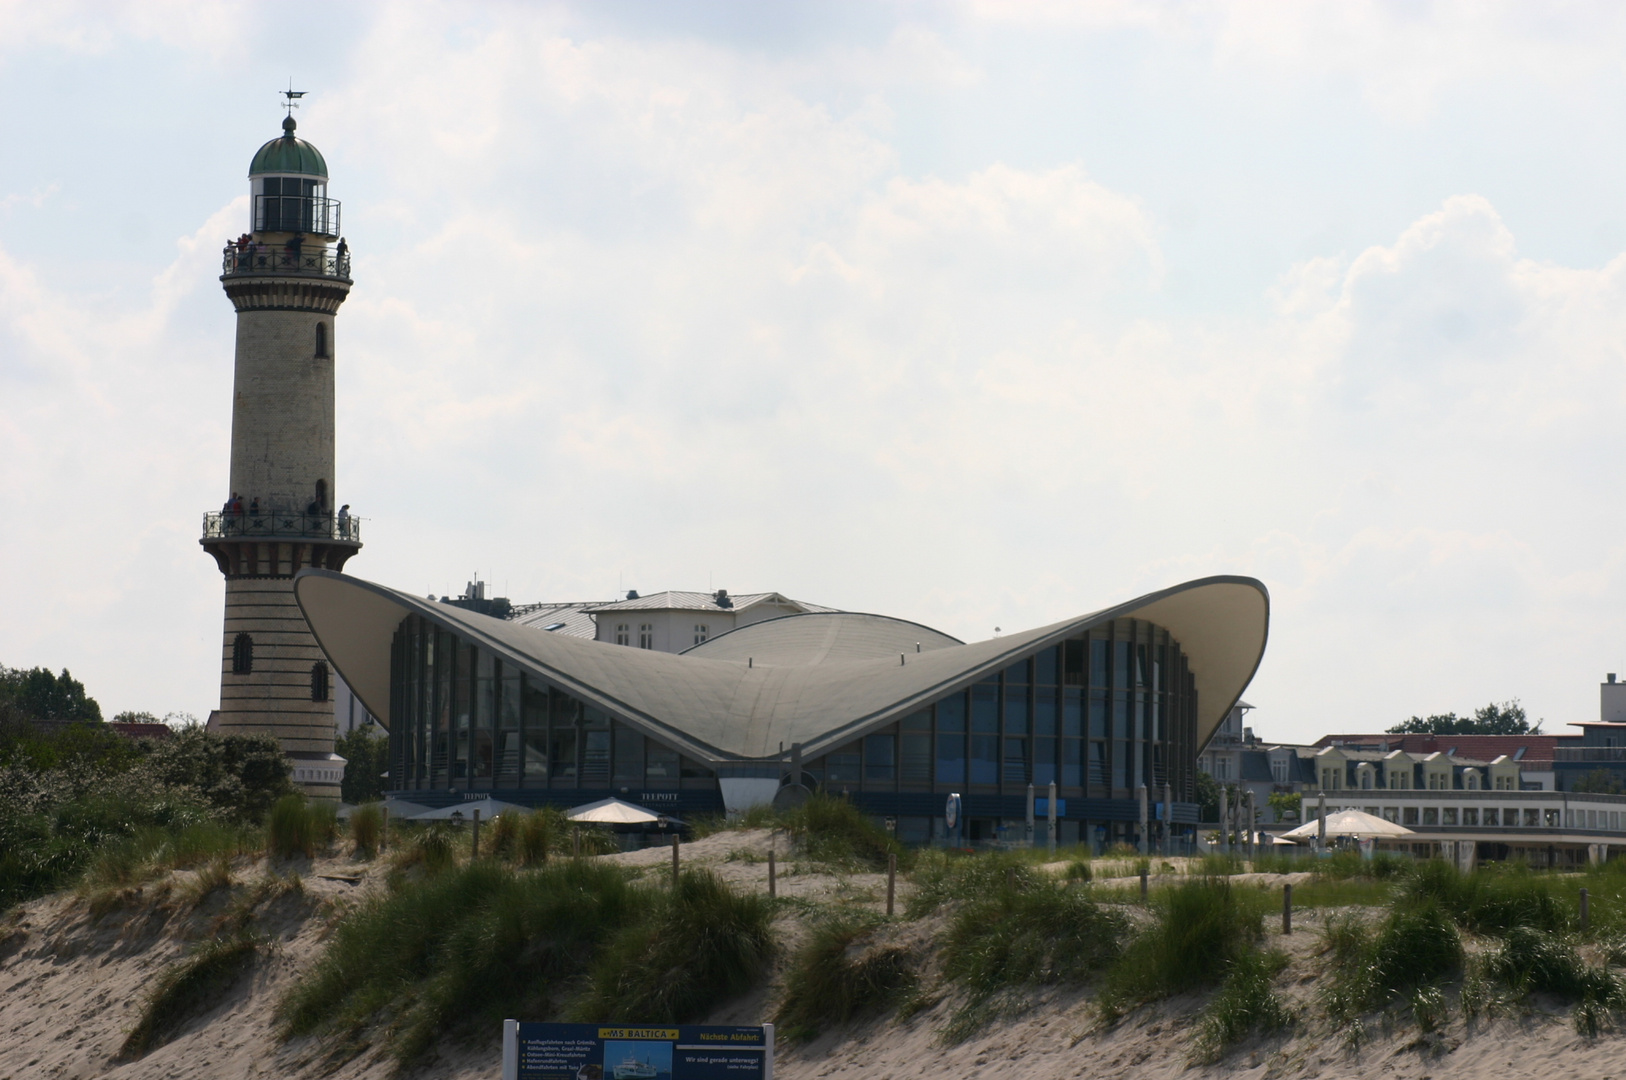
[638, 624, 654, 650]
[615, 624, 629, 646]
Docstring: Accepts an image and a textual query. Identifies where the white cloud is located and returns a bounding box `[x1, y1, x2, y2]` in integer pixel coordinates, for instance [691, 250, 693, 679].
[6, 2, 1626, 743]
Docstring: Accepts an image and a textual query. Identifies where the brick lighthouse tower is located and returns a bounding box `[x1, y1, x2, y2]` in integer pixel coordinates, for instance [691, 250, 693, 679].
[201, 96, 358, 798]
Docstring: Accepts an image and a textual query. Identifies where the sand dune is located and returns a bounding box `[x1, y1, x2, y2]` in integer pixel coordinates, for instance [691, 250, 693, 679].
[1, 833, 1618, 1079]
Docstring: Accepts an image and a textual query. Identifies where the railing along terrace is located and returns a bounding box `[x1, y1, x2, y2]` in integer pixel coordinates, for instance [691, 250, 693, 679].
[222, 244, 351, 279]
[1555, 747, 1626, 762]
[253, 194, 341, 237]
[203, 510, 361, 542]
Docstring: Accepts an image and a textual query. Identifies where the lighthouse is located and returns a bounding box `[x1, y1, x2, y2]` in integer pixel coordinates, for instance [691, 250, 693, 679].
[200, 100, 358, 797]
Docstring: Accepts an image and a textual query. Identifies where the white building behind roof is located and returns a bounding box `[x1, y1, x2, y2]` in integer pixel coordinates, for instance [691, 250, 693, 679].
[508, 588, 842, 654]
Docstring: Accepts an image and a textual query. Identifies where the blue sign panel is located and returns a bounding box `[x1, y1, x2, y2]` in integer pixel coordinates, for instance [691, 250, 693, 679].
[503, 1022, 773, 1080]
[1034, 798, 1067, 817]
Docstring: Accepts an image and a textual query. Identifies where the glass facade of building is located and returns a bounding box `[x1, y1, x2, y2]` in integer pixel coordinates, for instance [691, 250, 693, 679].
[386, 614, 1199, 842]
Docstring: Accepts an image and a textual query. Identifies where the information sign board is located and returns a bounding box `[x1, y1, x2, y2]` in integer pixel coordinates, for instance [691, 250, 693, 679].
[502, 1021, 773, 1080]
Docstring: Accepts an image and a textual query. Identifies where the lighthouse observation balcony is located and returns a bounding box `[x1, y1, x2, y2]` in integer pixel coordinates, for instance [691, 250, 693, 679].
[203, 510, 362, 543]
[222, 243, 351, 280]
[255, 193, 341, 238]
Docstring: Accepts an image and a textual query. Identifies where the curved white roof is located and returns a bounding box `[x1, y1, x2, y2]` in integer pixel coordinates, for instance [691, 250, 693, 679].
[682, 611, 963, 666]
[294, 571, 1268, 764]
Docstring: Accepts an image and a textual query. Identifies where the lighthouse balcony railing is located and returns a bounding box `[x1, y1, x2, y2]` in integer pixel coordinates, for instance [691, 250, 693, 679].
[222, 244, 351, 279]
[252, 194, 341, 238]
[203, 511, 361, 543]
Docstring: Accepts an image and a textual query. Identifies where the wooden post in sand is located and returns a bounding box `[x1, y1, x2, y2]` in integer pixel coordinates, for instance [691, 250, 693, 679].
[1140, 866, 1149, 901]
[380, 805, 388, 852]
[671, 833, 681, 887]
[472, 808, 481, 859]
[768, 848, 776, 898]
[1282, 884, 1293, 935]
[887, 854, 897, 916]
[1581, 887, 1590, 932]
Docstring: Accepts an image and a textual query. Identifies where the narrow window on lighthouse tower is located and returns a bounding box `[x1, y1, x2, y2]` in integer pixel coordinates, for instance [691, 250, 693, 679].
[310, 661, 330, 702]
[232, 633, 254, 674]
[315, 322, 330, 358]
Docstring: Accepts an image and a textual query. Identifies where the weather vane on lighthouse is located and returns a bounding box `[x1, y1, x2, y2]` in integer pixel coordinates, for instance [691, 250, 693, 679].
[282, 80, 306, 118]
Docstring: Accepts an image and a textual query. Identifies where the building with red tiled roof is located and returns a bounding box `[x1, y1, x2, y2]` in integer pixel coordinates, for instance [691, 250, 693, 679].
[1315, 732, 1562, 789]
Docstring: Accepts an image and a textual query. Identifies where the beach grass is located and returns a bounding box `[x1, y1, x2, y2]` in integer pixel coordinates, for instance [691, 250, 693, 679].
[906, 849, 1045, 917]
[348, 803, 382, 858]
[121, 934, 261, 1059]
[773, 913, 915, 1043]
[266, 795, 337, 860]
[281, 859, 770, 1062]
[279, 859, 638, 1062]
[568, 868, 773, 1024]
[1096, 877, 1266, 1021]
[938, 873, 1127, 1041]
[1189, 949, 1293, 1064]
[783, 794, 906, 872]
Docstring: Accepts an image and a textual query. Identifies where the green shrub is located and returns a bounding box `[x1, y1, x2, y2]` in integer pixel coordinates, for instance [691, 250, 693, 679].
[774, 915, 914, 1042]
[941, 876, 1127, 1041]
[1371, 898, 1462, 992]
[121, 934, 260, 1058]
[280, 859, 637, 1062]
[143, 726, 295, 822]
[1399, 860, 1568, 934]
[569, 869, 773, 1023]
[1098, 878, 1263, 1020]
[350, 803, 382, 858]
[1485, 926, 1622, 1004]
[1190, 950, 1292, 1063]
[784, 794, 902, 871]
[1323, 898, 1461, 1022]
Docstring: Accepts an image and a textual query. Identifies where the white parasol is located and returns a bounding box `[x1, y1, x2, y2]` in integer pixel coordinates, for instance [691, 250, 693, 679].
[1278, 808, 1414, 842]
[567, 797, 680, 826]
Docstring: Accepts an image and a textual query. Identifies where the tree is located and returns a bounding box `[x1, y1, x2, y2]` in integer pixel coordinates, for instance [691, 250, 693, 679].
[1194, 770, 1222, 823]
[1268, 790, 1302, 821]
[336, 724, 388, 804]
[1386, 699, 1539, 736]
[1571, 769, 1624, 795]
[0, 666, 102, 725]
[143, 725, 294, 821]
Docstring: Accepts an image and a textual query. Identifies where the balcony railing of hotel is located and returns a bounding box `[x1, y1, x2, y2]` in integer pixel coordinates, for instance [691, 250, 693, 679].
[222, 243, 351, 279]
[203, 510, 361, 542]
[1554, 747, 1626, 762]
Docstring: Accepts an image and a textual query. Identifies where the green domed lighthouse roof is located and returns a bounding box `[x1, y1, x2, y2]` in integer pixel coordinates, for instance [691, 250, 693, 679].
[249, 116, 328, 178]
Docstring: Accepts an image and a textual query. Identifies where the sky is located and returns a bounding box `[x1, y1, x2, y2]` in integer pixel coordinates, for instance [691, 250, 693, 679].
[4, 1, 1626, 744]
